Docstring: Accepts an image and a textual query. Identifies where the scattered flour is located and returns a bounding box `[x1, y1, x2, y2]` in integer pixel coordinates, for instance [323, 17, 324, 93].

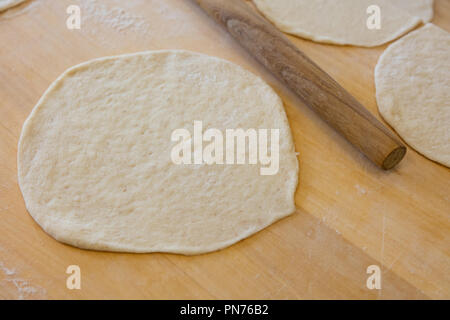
[80, 0, 149, 33]
[4, 278, 46, 300]
[153, 0, 195, 35]
[0, 261, 46, 299]
[0, 261, 16, 276]
[355, 184, 368, 195]
[79, 0, 196, 37]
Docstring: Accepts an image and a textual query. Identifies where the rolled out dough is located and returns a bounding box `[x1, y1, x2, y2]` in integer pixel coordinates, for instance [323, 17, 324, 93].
[18, 50, 299, 254]
[0, 0, 26, 12]
[375, 24, 450, 167]
[253, 0, 422, 47]
[392, 0, 434, 23]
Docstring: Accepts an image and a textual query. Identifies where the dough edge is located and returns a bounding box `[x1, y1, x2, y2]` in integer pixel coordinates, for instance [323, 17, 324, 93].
[375, 24, 450, 167]
[253, 0, 422, 47]
[0, 0, 26, 12]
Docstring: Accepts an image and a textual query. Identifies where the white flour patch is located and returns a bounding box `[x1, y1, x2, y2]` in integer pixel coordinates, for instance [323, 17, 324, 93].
[79, 0, 150, 33]
[4, 278, 46, 300]
[0, 261, 46, 299]
[73, 0, 151, 48]
[152, 0, 196, 37]
[321, 207, 338, 225]
[0, 261, 16, 276]
[354, 184, 368, 195]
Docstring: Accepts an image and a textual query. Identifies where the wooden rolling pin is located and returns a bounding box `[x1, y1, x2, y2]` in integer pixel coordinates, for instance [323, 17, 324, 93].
[193, 0, 407, 170]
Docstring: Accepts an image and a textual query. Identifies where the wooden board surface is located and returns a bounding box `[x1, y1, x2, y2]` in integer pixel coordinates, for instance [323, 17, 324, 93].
[0, 0, 449, 299]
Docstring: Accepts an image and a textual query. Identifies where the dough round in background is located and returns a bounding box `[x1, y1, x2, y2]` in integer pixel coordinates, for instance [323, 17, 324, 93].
[18, 50, 299, 254]
[375, 24, 450, 167]
[253, 0, 421, 47]
[392, 0, 434, 23]
[0, 0, 26, 12]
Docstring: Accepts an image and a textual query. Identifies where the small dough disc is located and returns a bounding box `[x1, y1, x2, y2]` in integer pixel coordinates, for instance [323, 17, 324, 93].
[0, 0, 26, 12]
[253, 0, 421, 47]
[18, 50, 299, 254]
[392, 0, 434, 23]
[375, 24, 450, 167]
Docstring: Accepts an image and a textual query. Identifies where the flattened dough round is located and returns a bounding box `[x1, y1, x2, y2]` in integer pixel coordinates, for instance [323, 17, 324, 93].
[253, 0, 421, 47]
[375, 24, 450, 167]
[0, 0, 26, 12]
[392, 0, 434, 23]
[18, 50, 299, 254]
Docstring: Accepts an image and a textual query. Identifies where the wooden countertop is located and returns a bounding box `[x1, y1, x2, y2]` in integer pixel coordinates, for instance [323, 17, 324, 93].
[0, 0, 448, 299]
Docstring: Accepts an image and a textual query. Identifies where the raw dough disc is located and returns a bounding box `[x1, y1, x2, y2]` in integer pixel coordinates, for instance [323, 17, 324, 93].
[18, 50, 299, 254]
[392, 0, 434, 23]
[375, 24, 450, 167]
[253, 0, 421, 47]
[0, 0, 26, 12]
